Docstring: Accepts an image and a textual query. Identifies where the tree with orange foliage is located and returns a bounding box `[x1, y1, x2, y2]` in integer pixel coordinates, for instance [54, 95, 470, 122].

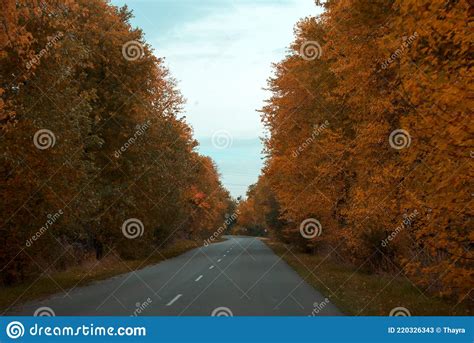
[253, 0, 472, 301]
[0, 0, 232, 285]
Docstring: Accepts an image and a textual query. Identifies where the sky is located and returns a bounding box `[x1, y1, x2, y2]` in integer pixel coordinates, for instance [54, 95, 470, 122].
[111, 0, 322, 198]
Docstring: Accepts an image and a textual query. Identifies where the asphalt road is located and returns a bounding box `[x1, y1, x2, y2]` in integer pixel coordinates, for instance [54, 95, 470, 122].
[8, 236, 342, 316]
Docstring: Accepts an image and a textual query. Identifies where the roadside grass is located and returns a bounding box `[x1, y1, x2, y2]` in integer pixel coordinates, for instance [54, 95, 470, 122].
[267, 241, 472, 316]
[0, 239, 199, 313]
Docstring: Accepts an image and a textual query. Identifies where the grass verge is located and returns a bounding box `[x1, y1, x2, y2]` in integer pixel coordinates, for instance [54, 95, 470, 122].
[266, 240, 472, 316]
[0, 239, 199, 313]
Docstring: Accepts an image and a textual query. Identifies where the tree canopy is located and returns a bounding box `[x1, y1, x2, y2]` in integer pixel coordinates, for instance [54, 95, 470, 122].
[1, 0, 233, 285]
[238, 0, 472, 301]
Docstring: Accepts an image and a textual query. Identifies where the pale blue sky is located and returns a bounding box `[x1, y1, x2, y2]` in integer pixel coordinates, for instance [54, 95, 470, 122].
[111, 0, 322, 197]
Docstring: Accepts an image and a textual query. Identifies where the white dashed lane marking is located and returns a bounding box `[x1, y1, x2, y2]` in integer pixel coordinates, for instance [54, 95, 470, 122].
[209, 265, 215, 269]
[195, 275, 203, 282]
[166, 294, 182, 306]
[217, 259, 222, 262]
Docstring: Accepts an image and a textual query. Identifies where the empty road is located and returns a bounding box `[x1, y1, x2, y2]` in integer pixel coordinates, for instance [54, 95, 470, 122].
[7, 236, 342, 316]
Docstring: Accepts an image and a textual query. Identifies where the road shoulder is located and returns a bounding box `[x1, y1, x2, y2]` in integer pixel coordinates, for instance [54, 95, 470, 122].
[0, 239, 200, 313]
[265, 240, 472, 316]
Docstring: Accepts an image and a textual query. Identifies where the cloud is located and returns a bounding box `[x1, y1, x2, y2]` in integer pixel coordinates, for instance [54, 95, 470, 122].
[113, 0, 322, 197]
[154, 0, 320, 139]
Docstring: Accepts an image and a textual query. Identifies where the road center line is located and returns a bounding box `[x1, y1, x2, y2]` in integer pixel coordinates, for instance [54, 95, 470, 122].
[195, 275, 203, 282]
[217, 259, 222, 262]
[166, 294, 182, 306]
[209, 265, 215, 269]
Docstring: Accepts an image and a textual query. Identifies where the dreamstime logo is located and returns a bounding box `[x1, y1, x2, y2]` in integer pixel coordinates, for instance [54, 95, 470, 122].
[389, 307, 411, 316]
[122, 218, 144, 239]
[131, 297, 152, 317]
[6, 321, 25, 339]
[381, 209, 418, 247]
[299, 218, 322, 239]
[26, 31, 64, 70]
[114, 120, 152, 158]
[309, 298, 330, 316]
[122, 40, 144, 61]
[211, 307, 233, 317]
[389, 129, 411, 150]
[203, 210, 240, 246]
[211, 130, 233, 150]
[26, 209, 63, 248]
[381, 32, 418, 70]
[33, 129, 56, 150]
[299, 40, 322, 61]
[292, 120, 330, 158]
[34, 306, 56, 316]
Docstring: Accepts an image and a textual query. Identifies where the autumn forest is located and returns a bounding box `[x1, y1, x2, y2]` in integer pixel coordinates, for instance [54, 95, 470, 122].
[1, 0, 233, 287]
[238, 0, 472, 305]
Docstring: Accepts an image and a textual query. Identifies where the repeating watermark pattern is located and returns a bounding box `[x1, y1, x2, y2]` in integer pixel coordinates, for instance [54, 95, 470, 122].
[211, 307, 233, 317]
[204, 210, 240, 246]
[211, 130, 233, 150]
[299, 218, 322, 239]
[381, 32, 418, 70]
[299, 40, 322, 61]
[389, 306, 411, 316]
[26, 209, 63, 248]
[26, 32, 64, 70]
[6, 321, 24, 339]
[309, 298, 330, 316]
[130, 298, 152, 317]
[381, 209, 418, 247]
[122, 40, 144, 61]
[33, 129, 56, 150]
[34, 306, 56, 317]
[121, 218, 144, 239]
[292, 120, 329, 158]
[114, 120, 151, 158]
[389, 129, 411, 150]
